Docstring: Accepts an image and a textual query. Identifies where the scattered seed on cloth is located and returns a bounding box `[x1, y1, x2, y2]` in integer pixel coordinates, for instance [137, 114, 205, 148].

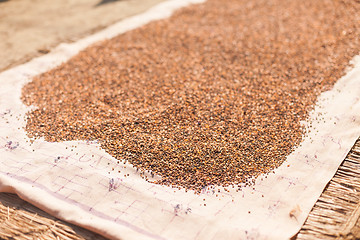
[22, 0, 360, 192]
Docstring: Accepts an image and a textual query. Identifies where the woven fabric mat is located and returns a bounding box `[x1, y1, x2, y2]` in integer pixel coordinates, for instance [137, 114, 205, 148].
[1, 137, 359, 239]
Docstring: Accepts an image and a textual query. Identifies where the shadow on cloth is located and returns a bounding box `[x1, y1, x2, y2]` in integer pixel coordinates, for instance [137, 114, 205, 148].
[95, 0, 123, 7]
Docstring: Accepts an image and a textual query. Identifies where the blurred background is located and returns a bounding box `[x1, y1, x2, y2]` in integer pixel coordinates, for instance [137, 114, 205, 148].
[0, 0, 165, 71]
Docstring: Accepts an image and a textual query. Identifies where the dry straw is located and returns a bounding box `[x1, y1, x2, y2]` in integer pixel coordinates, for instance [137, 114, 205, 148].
[297, 138, 360, 239]
[0, 193, 107, 240]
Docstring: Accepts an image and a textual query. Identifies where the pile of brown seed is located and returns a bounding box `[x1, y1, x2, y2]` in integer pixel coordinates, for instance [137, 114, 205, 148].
[22, 0, 360, 192]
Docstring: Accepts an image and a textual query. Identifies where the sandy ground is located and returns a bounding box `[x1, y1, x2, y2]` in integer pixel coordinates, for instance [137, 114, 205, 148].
[0, 0, 165, 72]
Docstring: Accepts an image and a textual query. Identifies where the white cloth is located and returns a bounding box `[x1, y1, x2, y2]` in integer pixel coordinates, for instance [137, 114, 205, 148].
[0, 0, 359, 239]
